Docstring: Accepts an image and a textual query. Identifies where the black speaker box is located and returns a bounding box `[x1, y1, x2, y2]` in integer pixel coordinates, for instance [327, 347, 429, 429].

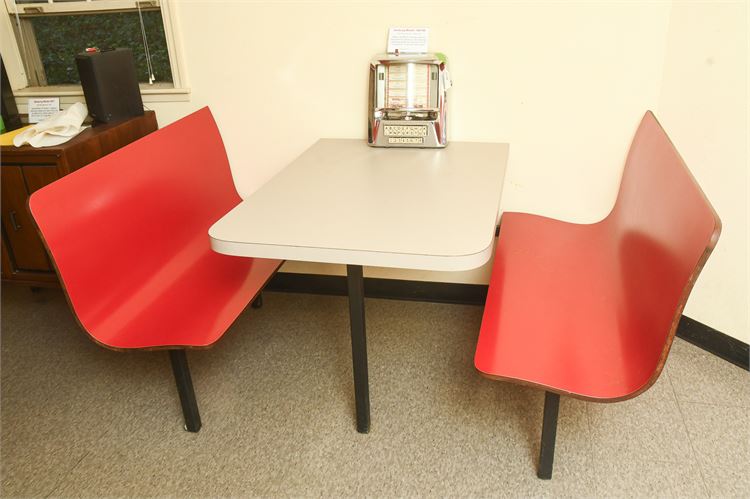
[75, 48, 144, 124]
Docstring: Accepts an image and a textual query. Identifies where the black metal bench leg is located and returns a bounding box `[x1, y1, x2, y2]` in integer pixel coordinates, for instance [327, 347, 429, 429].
[537, 391, 560, 479]
[252, 292, 263, 309]
[168, 349, 202, 432]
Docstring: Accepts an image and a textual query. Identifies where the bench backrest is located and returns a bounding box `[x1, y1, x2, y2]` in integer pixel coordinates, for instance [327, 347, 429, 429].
[606, 111, 721, 384]
[29, 107, 241, 333]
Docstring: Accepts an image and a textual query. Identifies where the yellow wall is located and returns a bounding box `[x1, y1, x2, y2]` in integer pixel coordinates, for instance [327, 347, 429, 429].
[160, 0, 671, 222]
[155, 0, 672, 271]
[3, 1, 747, 342]
[657, 1, 748, 342]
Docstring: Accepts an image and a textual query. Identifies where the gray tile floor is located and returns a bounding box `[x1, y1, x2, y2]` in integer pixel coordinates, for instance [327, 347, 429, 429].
[1, 285, 748, 498]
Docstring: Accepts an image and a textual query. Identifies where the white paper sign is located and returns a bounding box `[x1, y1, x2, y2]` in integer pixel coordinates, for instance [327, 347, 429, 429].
[28, 97, 60, 124]
[387, 27, 429, 54]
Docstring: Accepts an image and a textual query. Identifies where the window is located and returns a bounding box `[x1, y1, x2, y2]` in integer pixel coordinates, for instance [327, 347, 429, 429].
[4, 0, 186, 94]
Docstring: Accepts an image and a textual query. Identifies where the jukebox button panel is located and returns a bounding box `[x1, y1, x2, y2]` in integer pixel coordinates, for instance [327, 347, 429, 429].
[383, 125, 428, 137]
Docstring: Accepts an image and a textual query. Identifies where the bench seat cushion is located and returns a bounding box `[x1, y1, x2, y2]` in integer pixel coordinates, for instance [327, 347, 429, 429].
[475, 212, 673, 401]
[79, 240, 281, 349]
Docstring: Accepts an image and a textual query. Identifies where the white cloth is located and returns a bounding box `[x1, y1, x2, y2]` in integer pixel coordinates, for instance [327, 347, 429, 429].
[13, 102, 88, 147]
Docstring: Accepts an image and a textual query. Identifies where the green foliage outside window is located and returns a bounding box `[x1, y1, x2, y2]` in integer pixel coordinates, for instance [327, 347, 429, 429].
[30, 10, 172, 85]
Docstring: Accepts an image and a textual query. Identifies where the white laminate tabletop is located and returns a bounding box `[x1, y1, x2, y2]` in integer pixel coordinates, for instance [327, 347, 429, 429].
[209, 139, 509, 271]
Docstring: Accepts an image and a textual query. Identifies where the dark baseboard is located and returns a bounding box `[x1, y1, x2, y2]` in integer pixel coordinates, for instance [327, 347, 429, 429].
[266, 272, 749, 371]
[676, 316, 749, 371]
[266, 272, 488, 305]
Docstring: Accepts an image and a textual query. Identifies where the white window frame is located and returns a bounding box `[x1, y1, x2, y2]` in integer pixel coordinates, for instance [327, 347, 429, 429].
[1, 0, 189, 103]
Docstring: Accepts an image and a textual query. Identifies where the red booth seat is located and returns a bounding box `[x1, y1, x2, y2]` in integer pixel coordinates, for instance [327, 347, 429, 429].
[475, 111, 721, 478]
[29, 107, 283, 431]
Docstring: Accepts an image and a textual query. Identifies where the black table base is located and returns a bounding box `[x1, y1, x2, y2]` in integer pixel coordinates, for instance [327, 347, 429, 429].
[346, 264, 370, 433]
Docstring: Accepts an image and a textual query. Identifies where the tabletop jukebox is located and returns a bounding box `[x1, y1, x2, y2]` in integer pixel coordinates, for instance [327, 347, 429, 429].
[367, 53, 451, 148]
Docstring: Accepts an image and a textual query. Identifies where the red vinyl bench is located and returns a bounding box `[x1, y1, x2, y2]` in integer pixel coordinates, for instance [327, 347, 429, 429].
[29, 107, 283, 432]
[475, 111, 721, 478]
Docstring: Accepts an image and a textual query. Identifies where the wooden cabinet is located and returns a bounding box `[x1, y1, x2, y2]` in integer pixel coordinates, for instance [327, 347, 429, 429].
[1, 166, 58, 277]
[1, 111, 157, 286]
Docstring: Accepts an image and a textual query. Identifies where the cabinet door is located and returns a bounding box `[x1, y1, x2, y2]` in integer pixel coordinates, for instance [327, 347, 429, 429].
[0, 165, 56, 272]
[24, 165, 61, 194]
